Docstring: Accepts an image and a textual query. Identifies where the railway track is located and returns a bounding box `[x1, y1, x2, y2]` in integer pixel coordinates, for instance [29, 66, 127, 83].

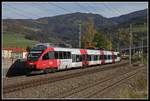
[3, 61, 129, 94]
[51, 64, 145, 98]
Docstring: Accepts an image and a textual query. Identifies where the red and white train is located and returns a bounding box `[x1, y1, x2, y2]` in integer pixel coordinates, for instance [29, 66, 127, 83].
[26, 43, 121, 74]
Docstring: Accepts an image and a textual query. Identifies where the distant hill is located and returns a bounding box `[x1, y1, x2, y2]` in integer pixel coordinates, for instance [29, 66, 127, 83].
[110, 9, 147, 24]
[2, 9, 148, 48]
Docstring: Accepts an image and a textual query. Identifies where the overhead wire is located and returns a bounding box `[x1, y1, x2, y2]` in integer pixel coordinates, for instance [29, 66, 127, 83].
[103, 3, 121, 16]
[4, 4, 43, 19]
[48, 2, 72, 13]
[3, 4, 33, 19]
[76, 2, 91, 13]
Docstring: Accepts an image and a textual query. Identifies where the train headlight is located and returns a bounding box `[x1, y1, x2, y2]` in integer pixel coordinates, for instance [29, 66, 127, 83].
[29, 62, 34, 65]
[49, 62, 53, 65]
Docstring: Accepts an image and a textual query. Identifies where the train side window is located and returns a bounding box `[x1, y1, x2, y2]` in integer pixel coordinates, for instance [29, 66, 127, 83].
[79, 55, 82, 62]
[72, 54, 76, 62]
[93, 55, 95, 61]
[42, 53, 49, 60]
[107, 55, 109, 60]
[104, 55, 107, 60]
[117, 53, 120, 57]
[54, 51, 59, 59]
[100, 55, 103, 60]
[67, 52, 71, 59]
[82, 54, 86, 61]
[90, 55, 94, 61]
[76, 55, 80, 62]
[94, 55, 96, 61]
[79, 55, 82, 61]
[97, 55, 99, 60]
[95, 55, 98, 61]
[115, 55, 117, 59]
[107, 55, 110, 60]
[110, 55, 112, 59]
[59, 51, 64, 59]
[49, 51, 54, 59]
[64, 52, 67, 59]
[109, 55, 112, 60]
[87, 55, 91, 61]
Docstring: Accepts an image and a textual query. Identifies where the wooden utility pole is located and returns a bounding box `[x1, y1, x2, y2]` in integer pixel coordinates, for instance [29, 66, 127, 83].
[141, 37, 144, 64]
[118, 29, 120, 52]
[109, 32, 111, 50]
[129, 24, 133, 65]
[79, 22, 82, 48]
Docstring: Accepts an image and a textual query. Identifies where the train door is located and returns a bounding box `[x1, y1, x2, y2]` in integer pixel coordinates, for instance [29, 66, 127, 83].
[37, 51, 54, 69]
[100, 50, 105, 64]
[111, 51, 115, 63]
[57, 51, 72, 70]
[82, 54, 88, 67]
[80, 49, 89, 67]
[36, 52, 50, 69]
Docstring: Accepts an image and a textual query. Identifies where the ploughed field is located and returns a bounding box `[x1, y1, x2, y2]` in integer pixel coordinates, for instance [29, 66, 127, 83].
[2, 60, 147, 99]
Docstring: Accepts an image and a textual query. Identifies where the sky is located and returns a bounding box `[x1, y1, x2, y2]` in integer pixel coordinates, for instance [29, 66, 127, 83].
[2, 2, 148, 19]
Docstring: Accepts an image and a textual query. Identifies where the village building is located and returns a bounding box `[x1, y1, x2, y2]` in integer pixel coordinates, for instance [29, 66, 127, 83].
[2, 48, 28, 59]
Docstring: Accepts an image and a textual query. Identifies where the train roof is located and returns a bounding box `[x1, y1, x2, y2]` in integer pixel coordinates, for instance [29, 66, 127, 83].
[34, 43, 119, 53]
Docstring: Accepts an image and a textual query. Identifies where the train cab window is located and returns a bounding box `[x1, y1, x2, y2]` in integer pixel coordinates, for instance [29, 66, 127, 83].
[43, 53, 49, 60]
[27, 52, 42, 62]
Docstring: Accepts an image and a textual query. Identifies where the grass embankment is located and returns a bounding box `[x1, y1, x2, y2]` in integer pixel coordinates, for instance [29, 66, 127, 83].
[132, 24, 147, 33]
[132, 53, 148, 65]
[2, 33, 39, 48]
[116, 73, 148, 99]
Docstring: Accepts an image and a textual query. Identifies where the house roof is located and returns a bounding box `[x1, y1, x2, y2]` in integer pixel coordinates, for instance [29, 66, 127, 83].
[3, 48, 27, 52]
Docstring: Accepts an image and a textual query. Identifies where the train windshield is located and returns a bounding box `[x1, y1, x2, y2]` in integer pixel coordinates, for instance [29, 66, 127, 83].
[27, 51, 42, 62]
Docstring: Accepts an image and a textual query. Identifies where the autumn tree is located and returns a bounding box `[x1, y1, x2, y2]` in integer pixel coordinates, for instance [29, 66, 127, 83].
[81, 18, 113, 50]
[93, 32, 112, 50]
[26, 46, 31, 52]
[117, 28, 130, 48]
[81, 18, 97, 48]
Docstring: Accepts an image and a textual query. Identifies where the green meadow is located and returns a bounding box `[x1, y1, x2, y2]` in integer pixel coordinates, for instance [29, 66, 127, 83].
[2, 33, 39, 48]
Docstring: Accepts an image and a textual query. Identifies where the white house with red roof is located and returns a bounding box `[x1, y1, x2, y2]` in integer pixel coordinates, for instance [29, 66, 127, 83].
[2, 48, 28, 59]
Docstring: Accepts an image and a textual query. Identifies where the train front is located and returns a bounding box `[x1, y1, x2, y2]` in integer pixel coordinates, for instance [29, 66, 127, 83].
[25, 44, 47, 73]
[26, 50, 43, 71]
